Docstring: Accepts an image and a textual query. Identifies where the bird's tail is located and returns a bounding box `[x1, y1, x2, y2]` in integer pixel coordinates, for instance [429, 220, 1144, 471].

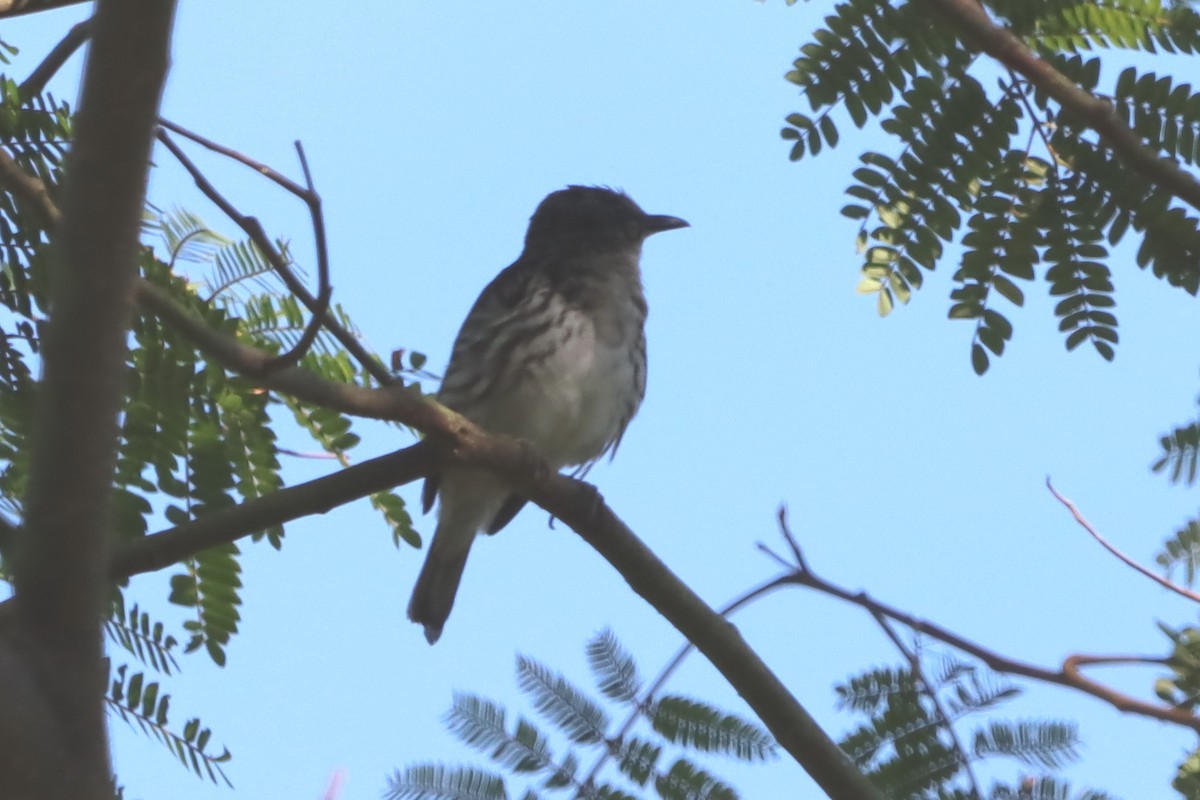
[407, 522, 474, 644]
[409, 470, 509, 644]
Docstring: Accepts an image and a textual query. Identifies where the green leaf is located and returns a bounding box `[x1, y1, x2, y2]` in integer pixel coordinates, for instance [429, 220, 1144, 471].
[650, 696, 776, 762]
[970, 343, 988, 375]
[385, 765, 507, 800]
[972, 720, 1080, 769]
[516, 655, 609, 745]
[586, 628, 641, 704]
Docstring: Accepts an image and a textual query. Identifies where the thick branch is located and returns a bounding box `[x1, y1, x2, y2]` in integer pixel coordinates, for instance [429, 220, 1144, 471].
[7, 2, 176, 799]
[130, 282, 880, 798]
[0, 62, 878, 795]
[922, 0, 1200, 213]
[111, 443, 437, 580]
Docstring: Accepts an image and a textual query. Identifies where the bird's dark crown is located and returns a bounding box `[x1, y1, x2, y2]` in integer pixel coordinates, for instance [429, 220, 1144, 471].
[523, 185, 685, 252]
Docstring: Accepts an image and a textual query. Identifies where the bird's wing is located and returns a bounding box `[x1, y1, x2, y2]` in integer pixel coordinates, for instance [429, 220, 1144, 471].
[436, 260, 546, 413]
[423, 260, 543, 527]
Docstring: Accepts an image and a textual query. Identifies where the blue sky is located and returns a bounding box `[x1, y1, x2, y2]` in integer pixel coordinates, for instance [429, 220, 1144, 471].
[8, 2, 1200, 798]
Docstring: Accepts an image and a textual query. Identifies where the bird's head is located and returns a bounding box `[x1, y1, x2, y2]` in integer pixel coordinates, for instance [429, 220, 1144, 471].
[524, 185, 688, 254]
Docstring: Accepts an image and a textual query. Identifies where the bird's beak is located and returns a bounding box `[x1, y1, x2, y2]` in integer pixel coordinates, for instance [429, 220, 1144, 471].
[643, 214, 689, 235]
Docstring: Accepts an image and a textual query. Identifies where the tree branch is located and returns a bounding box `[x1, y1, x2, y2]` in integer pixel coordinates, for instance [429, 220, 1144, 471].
[0, 60, 880, 798]
[0, 0, 87, 18]
[111, 443, 436, 580]
[583, 574, 793, 787]
[768, 512, 1200, 733]
[156, 122, 392, 386]
[1046, 478, 1200, 603]
[6, 3, 176, 798]
[261, 140, 331, 373]
[870, 612, 983, 800]
[18, 17, 92, 101]
[921, 0, 1200, 214]
[129, 281, 882, 798]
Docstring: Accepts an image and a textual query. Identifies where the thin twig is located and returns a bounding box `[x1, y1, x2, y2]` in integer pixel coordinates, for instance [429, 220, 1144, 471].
[18, 18, 93, 102]
[261, 140, 331, 373]
[771, 527, 1200, 732]
[159, 117, 308, 196]
[871, 612, 983, 800]
[777, 504, 809, 573]
[1046, 477, 1200, 604]
[155, 125, 393, 385]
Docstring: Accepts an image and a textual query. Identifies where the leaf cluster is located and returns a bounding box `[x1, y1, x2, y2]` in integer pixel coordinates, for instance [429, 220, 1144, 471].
[1151, 386, 1200, 586]
[388, 629, 776, 800]
[835, 657, 1098, 799]
[782, 0, 1200, 372]
[0, 71, 424, 788]
[105, 593, 231, 785]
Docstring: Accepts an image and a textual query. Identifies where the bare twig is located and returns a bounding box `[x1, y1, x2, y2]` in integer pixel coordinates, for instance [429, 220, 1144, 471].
[768, 517, 1200, 733]
[159, 117, 308, 196]
[155, 125, 392, 385]
[871, 612, 983, 800]
[154, 128, 331, 373]
[18, 18, 92, 102]
[1046, 478, 1200, 604]
[260, 140, 330, 373]
[777, 504, 809, 573]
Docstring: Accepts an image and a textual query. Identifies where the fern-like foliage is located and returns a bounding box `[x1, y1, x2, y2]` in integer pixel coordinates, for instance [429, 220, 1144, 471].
[391, 629, 776, 800]
[835, 658, 1092, 799]
[782, 0, 1200, 371]
[1154, 419, 1200, 486]
[1156, 517, 1200, 585]
[588, 627, 643, 704]
[106, 593, 180, 676]
[517, 654, 611, 746]
[0, 76, 71, 539]
[385, 765, 508, 800]
[989, 776, 1118, 800]
[0, 45, 422, 789]
[972, 720, 1080, 768]
[106, 661, 232, 786]
[649, 698, 775, 762]
[1151, 386, 1200, 583]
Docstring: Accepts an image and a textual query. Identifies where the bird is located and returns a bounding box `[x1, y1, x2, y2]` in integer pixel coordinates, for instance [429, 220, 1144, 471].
[407, 185, 688, 644]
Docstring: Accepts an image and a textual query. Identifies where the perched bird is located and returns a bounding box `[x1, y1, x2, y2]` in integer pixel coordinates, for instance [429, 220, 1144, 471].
[407, 186, 688, 644]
